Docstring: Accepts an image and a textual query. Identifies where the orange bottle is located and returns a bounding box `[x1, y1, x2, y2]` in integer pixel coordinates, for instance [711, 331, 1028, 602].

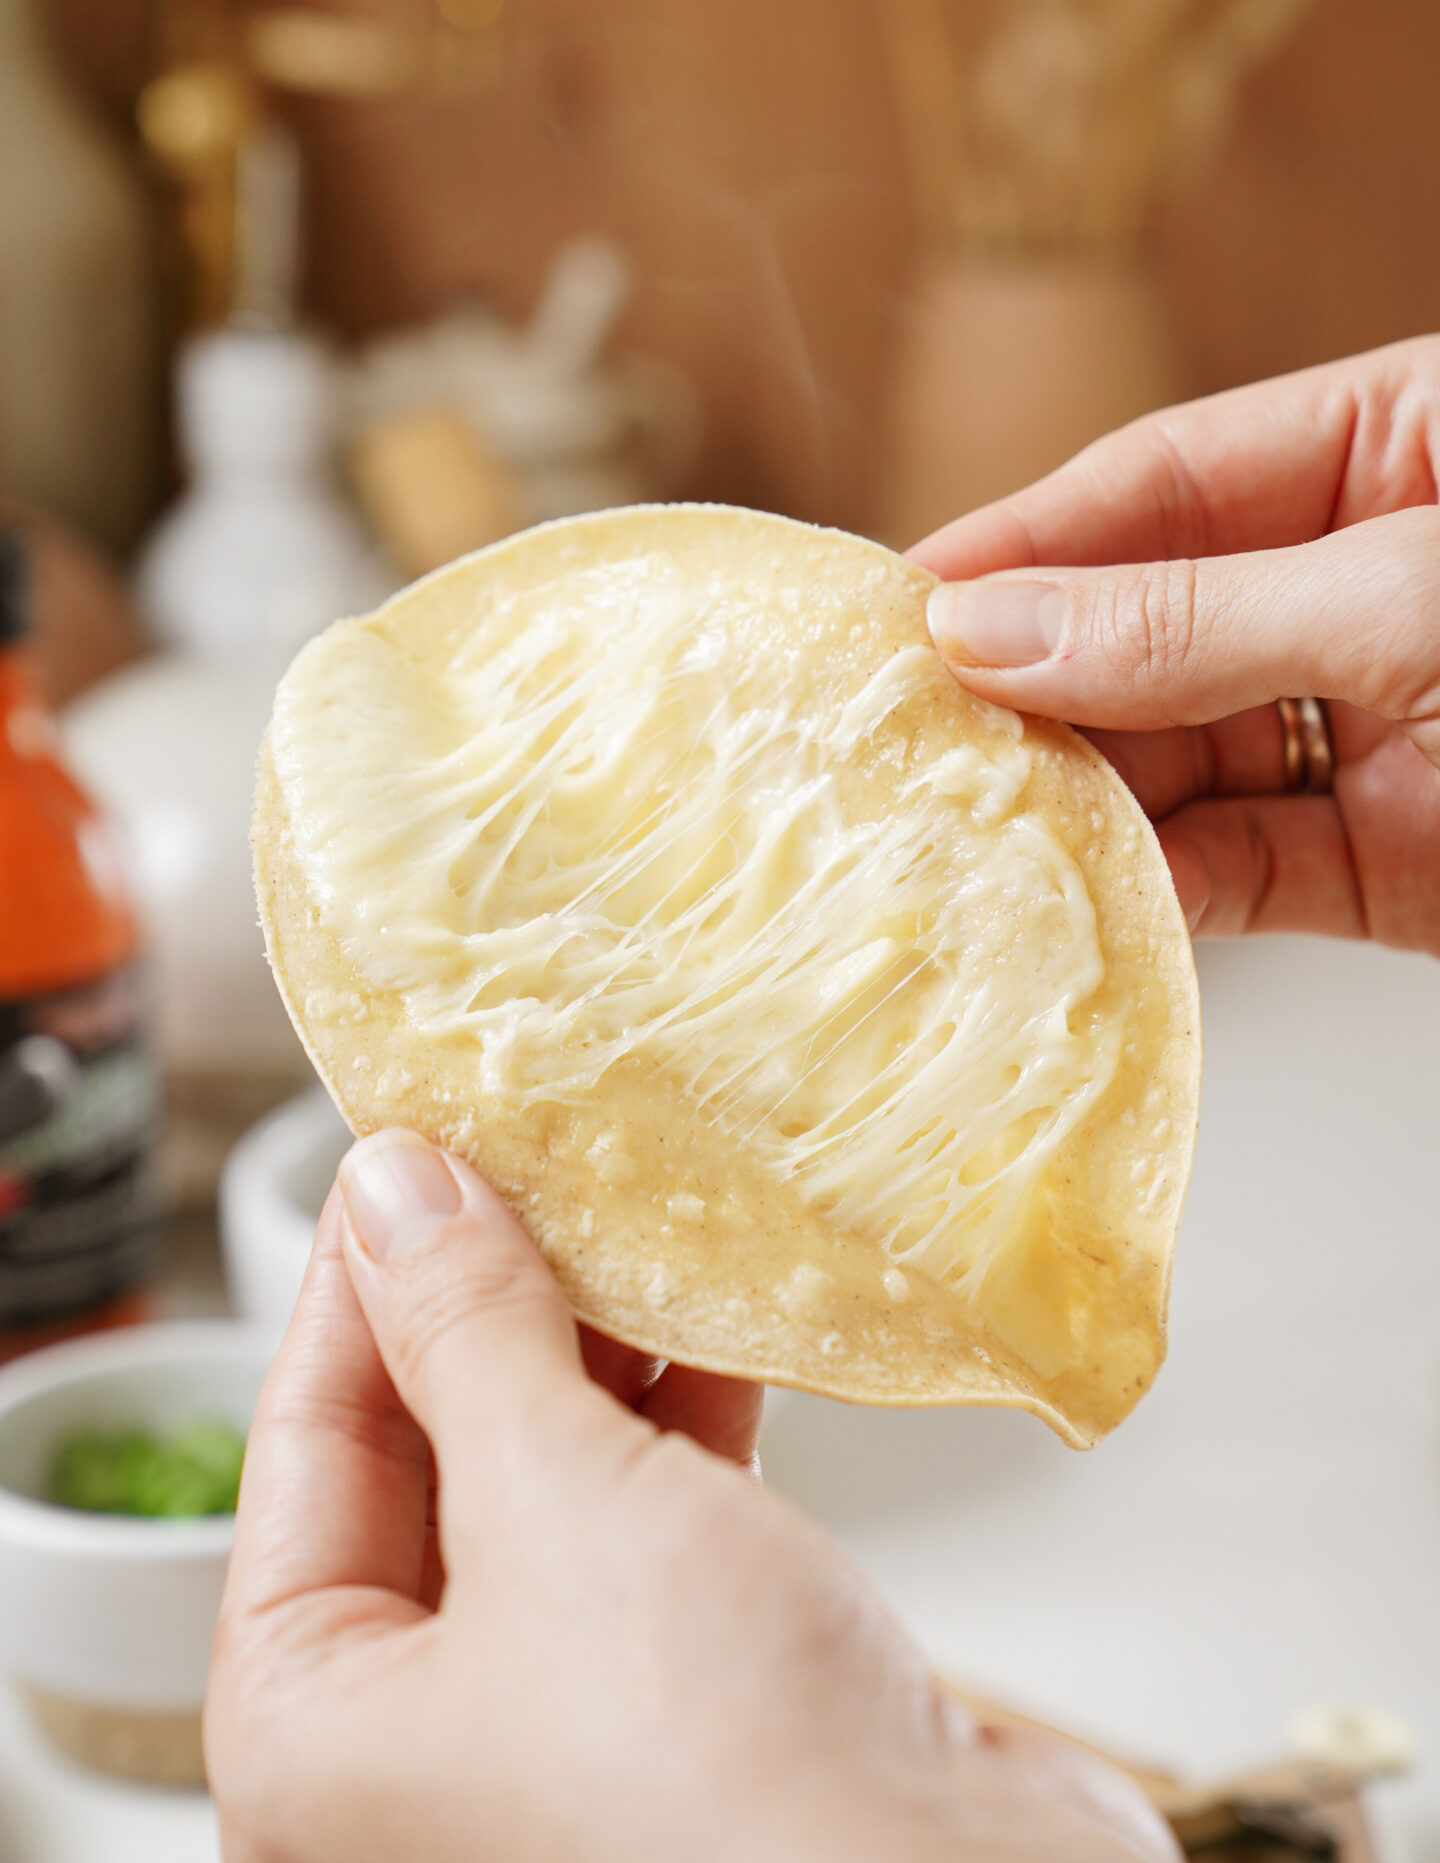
[0, 528, 158, 1357]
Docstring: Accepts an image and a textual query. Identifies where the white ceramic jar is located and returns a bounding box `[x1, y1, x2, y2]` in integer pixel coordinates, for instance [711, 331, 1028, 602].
[219, 1087, 350, 1324]
[0, 1321, 277, 1782]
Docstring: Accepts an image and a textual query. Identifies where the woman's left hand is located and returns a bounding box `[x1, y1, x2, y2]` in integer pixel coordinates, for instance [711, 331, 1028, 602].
[205, 1127, 1177, 1863]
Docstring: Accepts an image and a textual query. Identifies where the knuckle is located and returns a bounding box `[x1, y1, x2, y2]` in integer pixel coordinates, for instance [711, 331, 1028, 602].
[1147, 419, 1209, 556]
[1401, 331, 1440, 380]
[204, 1615, 280, 1813]
[1356, 507, 1440, 721]
[265, 1357, 429, 1470]
[385, 1224, 556, 1390]
[1395, 504, 1440, 604]
[1241, 809, 1278, 933]
[1086, 558, 1200, 696]
[206, 1597, 363, 1828]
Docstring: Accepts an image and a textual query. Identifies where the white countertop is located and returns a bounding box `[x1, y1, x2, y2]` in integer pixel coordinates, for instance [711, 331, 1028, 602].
[768, 936, 1440, 1863]
[2, 933, 1437, 1862]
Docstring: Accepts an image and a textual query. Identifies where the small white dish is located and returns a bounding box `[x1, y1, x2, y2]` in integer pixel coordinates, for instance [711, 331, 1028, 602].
[0, 1321, 278, 1782]
[219, 1087, 351, 1323]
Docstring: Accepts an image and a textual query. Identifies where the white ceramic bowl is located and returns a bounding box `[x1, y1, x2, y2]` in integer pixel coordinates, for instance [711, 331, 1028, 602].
[0, 1321, 277, 1718]
[220, 1087, 351, 1324]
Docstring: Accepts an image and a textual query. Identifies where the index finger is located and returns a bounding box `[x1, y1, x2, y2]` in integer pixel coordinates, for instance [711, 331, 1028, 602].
[908, 338, 1437, 579]
[223, 1182, 432, 1623]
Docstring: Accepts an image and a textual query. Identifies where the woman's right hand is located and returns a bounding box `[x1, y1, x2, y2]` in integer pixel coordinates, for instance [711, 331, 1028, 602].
[911, 336, 1440, 956]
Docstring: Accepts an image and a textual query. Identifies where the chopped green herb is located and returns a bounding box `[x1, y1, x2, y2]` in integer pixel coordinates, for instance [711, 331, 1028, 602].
[51, 1421, 246, 1517]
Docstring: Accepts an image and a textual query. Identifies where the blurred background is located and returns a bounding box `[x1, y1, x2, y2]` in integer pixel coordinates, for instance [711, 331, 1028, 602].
[12, 0, 1440, 543]
[0, 2, 1438, 1858]
[10, 0, 1440, 548]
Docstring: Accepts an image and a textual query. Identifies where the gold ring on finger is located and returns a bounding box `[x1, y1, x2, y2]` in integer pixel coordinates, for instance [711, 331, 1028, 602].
[1277, 697, 1335, 796]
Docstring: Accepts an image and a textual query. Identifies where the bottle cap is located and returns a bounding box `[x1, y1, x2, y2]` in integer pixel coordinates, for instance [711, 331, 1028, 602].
[0, 530, 29, 646]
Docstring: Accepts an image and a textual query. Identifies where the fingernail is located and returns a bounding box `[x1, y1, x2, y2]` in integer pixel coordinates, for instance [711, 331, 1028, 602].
[927, 580, 1066, 668]
[339, 1130, 462, 1261]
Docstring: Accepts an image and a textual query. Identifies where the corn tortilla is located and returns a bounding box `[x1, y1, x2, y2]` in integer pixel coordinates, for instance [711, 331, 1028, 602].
[254, 505, 1200, 1445]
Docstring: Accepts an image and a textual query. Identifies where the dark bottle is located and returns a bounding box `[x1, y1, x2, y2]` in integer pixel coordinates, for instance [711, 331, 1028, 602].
[0, 529, 158, 1357]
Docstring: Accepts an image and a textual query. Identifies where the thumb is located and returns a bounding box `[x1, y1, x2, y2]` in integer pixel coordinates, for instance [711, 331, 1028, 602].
[925, 505, 1440, 755]
[335, 1129, 591, 1510]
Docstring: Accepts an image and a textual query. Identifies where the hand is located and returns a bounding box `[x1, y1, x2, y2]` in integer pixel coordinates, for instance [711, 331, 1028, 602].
[205, 1128, 1177, 1863]
[912, 335, 1440, 956]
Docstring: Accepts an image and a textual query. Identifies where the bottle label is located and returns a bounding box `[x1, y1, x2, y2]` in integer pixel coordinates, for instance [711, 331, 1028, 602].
[0, 965, 159, 1327]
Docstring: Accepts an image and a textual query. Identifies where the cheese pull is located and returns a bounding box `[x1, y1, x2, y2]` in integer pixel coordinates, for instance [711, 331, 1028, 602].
[255, 506, 1200, 1444]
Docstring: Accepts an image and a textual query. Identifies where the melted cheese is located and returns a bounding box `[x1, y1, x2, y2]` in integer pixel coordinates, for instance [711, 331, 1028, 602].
[271, 553, 1120, 1291]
